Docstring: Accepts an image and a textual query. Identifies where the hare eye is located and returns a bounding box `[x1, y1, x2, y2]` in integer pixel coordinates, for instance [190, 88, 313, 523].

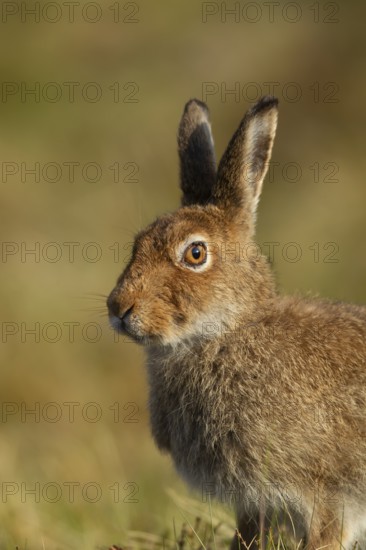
[183, 242, 207, 267]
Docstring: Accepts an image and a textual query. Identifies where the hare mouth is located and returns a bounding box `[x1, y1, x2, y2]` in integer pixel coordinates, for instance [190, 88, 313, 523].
[108, 314, 159, 345]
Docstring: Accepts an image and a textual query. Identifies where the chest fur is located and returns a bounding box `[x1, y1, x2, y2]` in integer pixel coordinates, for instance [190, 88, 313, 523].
[145, 350, 253, 491]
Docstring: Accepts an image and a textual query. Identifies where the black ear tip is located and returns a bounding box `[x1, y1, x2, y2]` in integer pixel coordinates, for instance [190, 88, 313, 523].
[249, 96, 279, 117]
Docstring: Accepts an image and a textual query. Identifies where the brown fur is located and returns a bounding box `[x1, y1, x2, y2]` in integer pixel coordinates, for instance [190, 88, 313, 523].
[107, 97, 366, 549]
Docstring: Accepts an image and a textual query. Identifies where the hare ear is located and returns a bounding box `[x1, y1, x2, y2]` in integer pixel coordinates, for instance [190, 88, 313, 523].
[178, 99, 217, 206]
[212, 96, 278, 233]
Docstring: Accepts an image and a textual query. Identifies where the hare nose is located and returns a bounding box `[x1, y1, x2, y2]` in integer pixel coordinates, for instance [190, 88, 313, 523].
[106, 290, 134, 320]
[106, 291, 120, 317]
[119, 305, 134, 329]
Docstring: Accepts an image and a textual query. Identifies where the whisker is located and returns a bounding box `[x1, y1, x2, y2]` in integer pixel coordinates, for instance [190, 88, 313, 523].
[79, 307, 108, 314]
[80, 293, 108, 300]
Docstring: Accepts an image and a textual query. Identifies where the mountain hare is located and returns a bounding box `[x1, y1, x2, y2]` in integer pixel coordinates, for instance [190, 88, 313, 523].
[107, 97, 366, 549]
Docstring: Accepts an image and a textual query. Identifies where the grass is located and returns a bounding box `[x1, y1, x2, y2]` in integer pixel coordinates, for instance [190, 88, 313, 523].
[112, 492, 363, 550]
[108, 491, 304, 550]
[107, 490, 235, 550]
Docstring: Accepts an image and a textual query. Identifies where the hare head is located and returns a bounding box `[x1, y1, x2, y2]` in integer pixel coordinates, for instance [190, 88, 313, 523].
[107, 97, 278, 346]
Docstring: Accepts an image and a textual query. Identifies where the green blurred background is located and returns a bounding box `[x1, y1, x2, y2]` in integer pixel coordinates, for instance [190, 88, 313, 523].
[0, 1, 365, 547]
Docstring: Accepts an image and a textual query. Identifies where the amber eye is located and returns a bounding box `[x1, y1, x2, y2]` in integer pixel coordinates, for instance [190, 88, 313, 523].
[183, 242, 207, 266]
